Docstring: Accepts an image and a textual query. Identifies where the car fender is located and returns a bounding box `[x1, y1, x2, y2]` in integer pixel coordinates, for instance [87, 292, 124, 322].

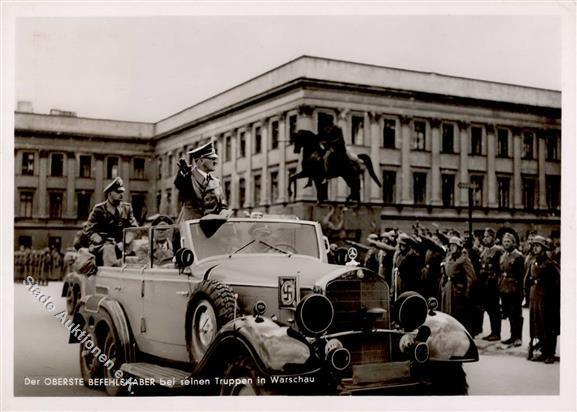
[75, 295, 135, 363]
[200, 316, 315, 375]
[423, 311, 478, 362]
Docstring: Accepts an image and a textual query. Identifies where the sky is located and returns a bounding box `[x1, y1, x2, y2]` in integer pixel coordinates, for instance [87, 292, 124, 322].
[15, 14, 562, 123]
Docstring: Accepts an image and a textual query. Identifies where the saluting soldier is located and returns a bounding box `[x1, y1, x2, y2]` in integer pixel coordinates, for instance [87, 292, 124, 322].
[440, 236, 477, 335]
[479, 227, 504, 341]
[83, 177, 138, 266]
[419, 232, 447, 300]
[174, 141, 228, 222]
[393, 234, 422, 299]
[528, 236, 560, 364]
[498, 232, 525, 347]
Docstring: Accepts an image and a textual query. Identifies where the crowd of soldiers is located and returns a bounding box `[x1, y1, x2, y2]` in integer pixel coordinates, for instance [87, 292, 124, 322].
[14, 245, 65, 284]
[327, 220, 561, 365]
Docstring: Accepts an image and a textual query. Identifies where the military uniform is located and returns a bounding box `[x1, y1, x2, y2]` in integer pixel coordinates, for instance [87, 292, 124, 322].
[499, 248, 525, 344]
[441, 250, 477, 335]
[393, 237, 423, 297]
[175, 167, 226, 221]
[479, 243, 504, 339]
[528, 254, 560, 362]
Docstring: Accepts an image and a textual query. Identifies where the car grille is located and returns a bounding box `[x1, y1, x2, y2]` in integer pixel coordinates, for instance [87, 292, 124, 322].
[325, 271, 390, 333]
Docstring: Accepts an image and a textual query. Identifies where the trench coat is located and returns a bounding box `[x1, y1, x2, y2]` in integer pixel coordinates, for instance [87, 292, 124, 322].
[528, 255, 560, 338]
[441, 252, 477, 334]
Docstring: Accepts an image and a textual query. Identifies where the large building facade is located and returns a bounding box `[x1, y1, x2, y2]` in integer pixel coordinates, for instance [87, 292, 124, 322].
[14, 56, 561, 249]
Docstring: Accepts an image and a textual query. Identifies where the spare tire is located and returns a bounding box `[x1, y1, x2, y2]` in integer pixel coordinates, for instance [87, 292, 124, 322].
[186, 280, 237, 363]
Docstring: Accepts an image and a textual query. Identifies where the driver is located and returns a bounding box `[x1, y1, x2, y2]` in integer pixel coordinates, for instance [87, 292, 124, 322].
[152, 216, 176, 266]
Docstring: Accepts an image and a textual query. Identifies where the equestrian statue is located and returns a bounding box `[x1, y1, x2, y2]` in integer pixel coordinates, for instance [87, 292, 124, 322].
[289, 124, 381, 203]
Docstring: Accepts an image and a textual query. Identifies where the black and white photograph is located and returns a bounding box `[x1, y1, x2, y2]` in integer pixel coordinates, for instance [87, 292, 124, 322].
[1, 2, 575, 411]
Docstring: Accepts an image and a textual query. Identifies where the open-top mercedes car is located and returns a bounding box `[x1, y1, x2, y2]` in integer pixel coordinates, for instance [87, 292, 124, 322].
[66, 214, 478, 396]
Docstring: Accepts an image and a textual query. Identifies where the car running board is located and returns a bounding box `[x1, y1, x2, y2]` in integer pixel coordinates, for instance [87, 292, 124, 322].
[120, 362, 192, 388]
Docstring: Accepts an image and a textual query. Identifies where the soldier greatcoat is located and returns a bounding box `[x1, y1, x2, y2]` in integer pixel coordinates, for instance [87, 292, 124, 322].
[528, 255, 560, 344]
[479, 244, 504, 337]
[441, 252, 477, 334]
[499, 248, 525, 341]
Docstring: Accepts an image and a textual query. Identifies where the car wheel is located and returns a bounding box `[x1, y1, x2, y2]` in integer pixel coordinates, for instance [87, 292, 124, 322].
[102, 326, 127, 396]
[427, 362, 468, 395]
[220, 357, 272, 396]
[187, 280, 236, 363]
[79, 329, 102, 388]
[65, 285, 75, 315]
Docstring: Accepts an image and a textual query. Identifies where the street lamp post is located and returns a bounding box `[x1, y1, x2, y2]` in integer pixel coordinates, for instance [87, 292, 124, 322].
[458, 182, 478, 239]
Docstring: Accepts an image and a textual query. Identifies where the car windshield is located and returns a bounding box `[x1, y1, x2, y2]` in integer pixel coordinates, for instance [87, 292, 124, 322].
[189, 220, 320, 260]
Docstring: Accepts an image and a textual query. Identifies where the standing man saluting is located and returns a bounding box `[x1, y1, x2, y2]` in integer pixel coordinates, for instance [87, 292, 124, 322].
[175, 141, 228, 222]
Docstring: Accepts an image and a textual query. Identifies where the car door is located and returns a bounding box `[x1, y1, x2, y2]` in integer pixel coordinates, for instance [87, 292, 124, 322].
[139, 225, 193, 362]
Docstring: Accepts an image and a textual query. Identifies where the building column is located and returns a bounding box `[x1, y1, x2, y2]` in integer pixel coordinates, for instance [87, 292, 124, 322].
[169, 150, 178, 214]
[486, 124, 497, 208]
[121, 155, 131, 198]
[538, 131, 547, 209]
[430, 118, 442, 206]
[400, 116, 412, 205]
[297, 105, 315, 201]
[216, 135, 224, 180]
[65, 152, 76, 218]
[278, 113, 287, 204]
[231, 130, 239, 210]
[94, 154, 105, 203]
[261, 118, 270, 206]
[458, 121, 470, 206]
[367, 112, 381, 202]
[512, 128, 523, 209]
[37, 150, 49, 218]
[245, 124, 253, 208]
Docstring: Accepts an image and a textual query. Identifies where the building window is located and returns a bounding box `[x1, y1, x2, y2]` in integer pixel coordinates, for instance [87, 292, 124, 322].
[156, 191, 161, 212]
[19, 191, 33, 217]
[288, 167, 297, 198]
[21, 152, 34, 176]
[48, 237, 62, 250]
[271, 121, 279, 150]
[317, 112, 334, 134]
[289, 114, 298, 138]
[49, 192, 63, 219]
[223, 178, 231, 206]
[441, 174, 455, 206]
[225, 136, 232, 161]
[238, 132, 246, 158]
[442, 124, 455, 153]
[546, 175, 561, 210]
[497, 129, 509, 158]
[413, 172, 427, 204]
[168, 155, 174, 176]
[133, 158, 145, 180]
[166, 189, 172, 214]
[19, 236, 32, 248]
[497, 176, 511, 209]
[382, 171, 396, 204]
[522, 131, 535, 160]
[131, 193, 147, 224]
[50, 153, 64, 177]
[157, 158, 163, 179]
[522, 177, 537, 211]
[254, 127, 262, 154]
[76, 191, 92, 220]
[351, 115, 364, 145]
[470, 175, 484, 207]
[253, 174, 262, 205]
[239, 178, 246, 208]
[546, 132, 560, 161]
[107, 157, 119, 179]
[412, 121, 426, 151]
[79, 155, 92, 178]
[382, 119, 396, 149]
[470, 126, 483, 156]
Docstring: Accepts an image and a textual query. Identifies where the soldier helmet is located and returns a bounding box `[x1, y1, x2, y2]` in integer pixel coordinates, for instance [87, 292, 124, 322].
[502, 232, 516, 244]
[104, 177, 125, 194]
[449, 236, 464, 248]
[530, 235, 549, 248]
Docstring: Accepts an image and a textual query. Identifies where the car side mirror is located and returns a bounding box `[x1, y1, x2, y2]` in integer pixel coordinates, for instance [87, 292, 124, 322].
[175, 248, 194, 269]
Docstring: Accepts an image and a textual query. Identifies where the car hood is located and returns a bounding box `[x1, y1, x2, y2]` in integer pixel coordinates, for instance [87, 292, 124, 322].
[201, 255, 354, 288]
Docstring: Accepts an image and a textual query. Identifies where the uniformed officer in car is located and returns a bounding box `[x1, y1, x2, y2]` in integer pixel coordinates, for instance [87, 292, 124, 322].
[83, 177, 138, 266]
[498, 232, 525, 347]
[479, 227, 504, 341]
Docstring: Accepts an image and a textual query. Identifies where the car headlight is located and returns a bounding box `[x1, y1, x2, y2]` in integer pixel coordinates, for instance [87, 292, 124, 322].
[394, 291, 428, 331]
[295, 294, 334, 336]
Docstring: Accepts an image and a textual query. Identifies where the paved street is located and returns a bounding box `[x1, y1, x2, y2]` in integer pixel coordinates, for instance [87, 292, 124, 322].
[13, 281, 559, 396]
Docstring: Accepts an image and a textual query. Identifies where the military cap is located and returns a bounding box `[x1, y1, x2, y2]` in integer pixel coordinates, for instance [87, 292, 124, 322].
[502, 232, 516, 243]
[484, 227, 496, 238]
[398, 233, 417, 247]
[188, 141, 218, 160]
[151, 215, 174, 226]
[530, 235, 549, 248]
[435, 231, 450, 245]
[104, 177, 125, 194]
[449, 236, 464, 248]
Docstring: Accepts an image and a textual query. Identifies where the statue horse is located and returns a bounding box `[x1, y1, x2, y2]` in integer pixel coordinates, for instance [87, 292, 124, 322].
[288, 128, 381, 203]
